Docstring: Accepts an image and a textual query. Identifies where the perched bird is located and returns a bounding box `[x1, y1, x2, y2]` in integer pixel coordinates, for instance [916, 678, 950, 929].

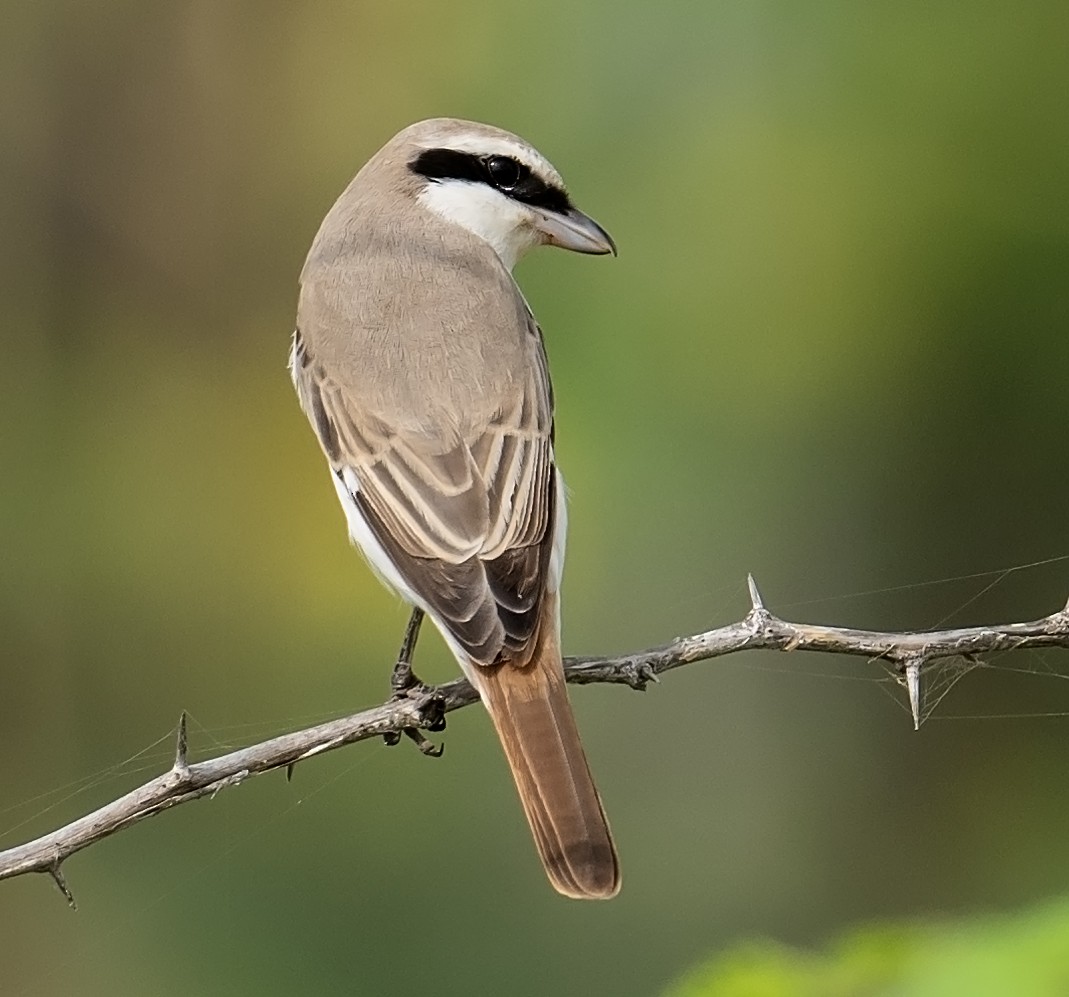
[290, 118, 619, 899]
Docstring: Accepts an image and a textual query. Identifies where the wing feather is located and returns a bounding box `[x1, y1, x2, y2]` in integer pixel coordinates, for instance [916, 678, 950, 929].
[292, 316, 557, 666]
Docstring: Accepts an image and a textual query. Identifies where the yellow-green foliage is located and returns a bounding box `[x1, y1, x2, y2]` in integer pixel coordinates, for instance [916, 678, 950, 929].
[668, 900, 1069, 997]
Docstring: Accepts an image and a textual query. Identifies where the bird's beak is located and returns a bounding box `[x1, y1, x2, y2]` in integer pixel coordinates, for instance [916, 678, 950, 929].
[533, 206, 617, 256]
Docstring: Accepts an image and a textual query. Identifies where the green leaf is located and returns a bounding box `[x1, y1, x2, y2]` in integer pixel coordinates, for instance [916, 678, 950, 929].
[666, 899, 1069, 997]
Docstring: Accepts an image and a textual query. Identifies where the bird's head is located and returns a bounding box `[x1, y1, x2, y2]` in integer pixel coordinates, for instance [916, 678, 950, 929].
[386, 118, 616, 270]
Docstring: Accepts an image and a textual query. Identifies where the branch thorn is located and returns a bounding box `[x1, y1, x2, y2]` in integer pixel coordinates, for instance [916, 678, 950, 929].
[904, 659, 923, 731]
[173, 711, 189, 776]
[286, 763, 296, 782]
[746, 574, 765, 612]
[49, 861, 77, 910]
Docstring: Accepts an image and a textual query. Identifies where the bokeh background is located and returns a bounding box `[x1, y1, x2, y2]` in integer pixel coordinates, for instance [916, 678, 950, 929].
[2, 3, 1068, 995]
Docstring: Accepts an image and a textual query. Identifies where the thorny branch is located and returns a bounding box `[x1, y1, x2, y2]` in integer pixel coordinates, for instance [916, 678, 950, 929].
[2, 575, 1068, 907]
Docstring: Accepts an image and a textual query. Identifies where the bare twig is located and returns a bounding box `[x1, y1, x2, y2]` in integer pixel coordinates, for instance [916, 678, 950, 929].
[2, 577, 1067, 899]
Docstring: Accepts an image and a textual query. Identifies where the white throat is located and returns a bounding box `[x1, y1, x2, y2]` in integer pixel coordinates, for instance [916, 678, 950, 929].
[418, 180, 540, 271]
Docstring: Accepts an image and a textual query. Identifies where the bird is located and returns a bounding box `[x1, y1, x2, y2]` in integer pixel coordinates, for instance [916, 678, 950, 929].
[290, 118, 619, 899]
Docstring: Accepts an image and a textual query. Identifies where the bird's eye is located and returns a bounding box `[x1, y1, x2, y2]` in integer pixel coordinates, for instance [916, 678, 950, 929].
[485, 156, 522, 190]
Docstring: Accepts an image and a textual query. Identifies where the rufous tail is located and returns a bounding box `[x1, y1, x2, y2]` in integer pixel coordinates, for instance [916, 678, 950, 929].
[470, 622, 620, 900]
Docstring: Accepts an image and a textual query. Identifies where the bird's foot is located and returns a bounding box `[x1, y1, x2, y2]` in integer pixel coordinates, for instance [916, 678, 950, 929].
[381, 607, 443, 753]
[383, 669, 447, 755]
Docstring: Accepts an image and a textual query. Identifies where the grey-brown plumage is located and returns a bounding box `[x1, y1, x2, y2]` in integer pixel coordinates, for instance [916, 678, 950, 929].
[291, 119, 619, 898]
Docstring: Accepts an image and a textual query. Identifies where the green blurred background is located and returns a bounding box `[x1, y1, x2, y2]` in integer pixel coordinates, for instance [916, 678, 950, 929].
[2, 3, 1068, 995]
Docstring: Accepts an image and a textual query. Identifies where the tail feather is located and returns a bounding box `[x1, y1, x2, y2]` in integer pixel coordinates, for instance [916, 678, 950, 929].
[471, 623, 620, 900]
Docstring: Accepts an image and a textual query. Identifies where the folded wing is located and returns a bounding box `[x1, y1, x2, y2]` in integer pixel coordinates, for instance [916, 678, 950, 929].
[292, 324, 557, 666]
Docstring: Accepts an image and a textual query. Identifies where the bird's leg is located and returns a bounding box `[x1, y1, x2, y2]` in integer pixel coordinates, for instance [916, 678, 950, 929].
[384, 608, 446, 749]
[390, 607, 426, 695]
